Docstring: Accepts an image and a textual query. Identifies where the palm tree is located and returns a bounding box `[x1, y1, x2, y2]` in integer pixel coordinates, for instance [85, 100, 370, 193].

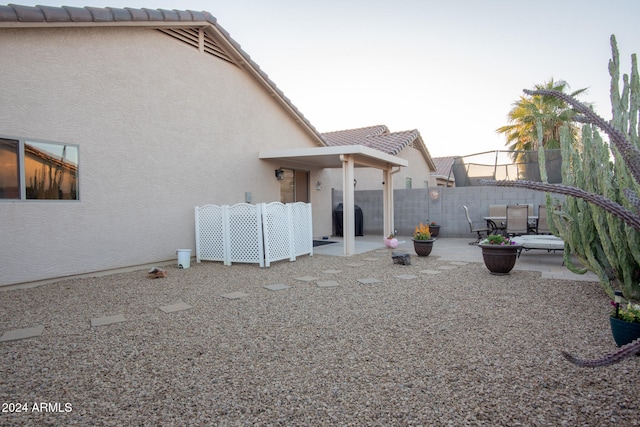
[496, 79, 587, 152]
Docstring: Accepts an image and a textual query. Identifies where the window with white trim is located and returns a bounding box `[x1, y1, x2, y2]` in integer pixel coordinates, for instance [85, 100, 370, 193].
[0, 137, 79, 200]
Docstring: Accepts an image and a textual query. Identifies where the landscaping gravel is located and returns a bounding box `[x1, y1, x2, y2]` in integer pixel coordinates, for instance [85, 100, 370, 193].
[1, 251, 638, 426]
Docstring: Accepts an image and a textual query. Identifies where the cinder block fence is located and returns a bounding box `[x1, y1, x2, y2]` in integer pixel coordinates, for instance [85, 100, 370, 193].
[332, 187, 558, 238]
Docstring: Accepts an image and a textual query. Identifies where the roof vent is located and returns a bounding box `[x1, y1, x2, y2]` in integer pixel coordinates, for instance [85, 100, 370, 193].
[158, 28, 237, 66]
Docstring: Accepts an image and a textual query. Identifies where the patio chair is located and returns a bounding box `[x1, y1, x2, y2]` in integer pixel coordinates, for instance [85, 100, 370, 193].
[505, 204, 529, 236]
[488, 204, 506, 232]
[463, 205, 491, 244]
[536, 205, 551, 234]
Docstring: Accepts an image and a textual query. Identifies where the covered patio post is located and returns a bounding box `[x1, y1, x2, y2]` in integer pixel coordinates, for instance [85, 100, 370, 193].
[382, 166, 394, 239]
[341, 154, 355, 255]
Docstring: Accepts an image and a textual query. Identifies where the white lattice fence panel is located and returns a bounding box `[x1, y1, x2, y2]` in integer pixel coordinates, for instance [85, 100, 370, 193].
[195, 204, 226, 263]
[195, 201, 311, 268]
[290, 202, 313, 257]
[228, 203, 264, 267]
[262, 202, 294, 267]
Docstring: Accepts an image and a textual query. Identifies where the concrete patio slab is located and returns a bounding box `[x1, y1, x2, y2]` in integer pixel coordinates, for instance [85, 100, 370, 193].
[264, 284, 290, 291]
[91, 314, 126, 327]
[0, 325, 45, 342]
[159, 302, 193, 313]
[317, 280, 340, 288]
[221, 291, 249, 300]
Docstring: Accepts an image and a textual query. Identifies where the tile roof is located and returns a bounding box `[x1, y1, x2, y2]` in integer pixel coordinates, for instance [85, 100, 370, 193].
[323, 125, 419, 156]
[0, 3, 326, 146]
[431, 156, 455, 177]
[0, 4, 212, 23]
[322, 125, 436, 171]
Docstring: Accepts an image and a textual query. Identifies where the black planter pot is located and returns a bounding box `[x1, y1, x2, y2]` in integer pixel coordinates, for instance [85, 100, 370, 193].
[412, 239, 434, 256]
[478, 244, 522, 275]
[429, 225, 441, 238]
[610, 316, 640, 347]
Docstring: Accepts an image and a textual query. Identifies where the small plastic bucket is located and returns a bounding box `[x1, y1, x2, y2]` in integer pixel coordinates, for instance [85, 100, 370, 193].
[177, 249, 191, 269]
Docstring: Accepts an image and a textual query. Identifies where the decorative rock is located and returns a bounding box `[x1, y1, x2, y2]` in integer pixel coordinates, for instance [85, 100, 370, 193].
[147, 267, 168, 279]
[391, 251, 411, 265]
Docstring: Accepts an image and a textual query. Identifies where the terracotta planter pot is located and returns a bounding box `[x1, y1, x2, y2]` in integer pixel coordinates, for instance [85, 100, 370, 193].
[478, 243, 522, 275]
[428, 225, 440, 238]
[412, 239, 434, 256]
[610, 316, 640, 347]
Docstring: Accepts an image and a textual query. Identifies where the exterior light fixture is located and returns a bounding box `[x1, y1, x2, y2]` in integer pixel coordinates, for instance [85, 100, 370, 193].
[315, 181, 322, 190]
[275, 169, 285, 180]
[429, 188, 441, 201]
[614, 290, 623, 318]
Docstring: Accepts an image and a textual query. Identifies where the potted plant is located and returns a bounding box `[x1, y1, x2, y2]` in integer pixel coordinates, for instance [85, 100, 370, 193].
[384, 233, 399, 249]
[610, 294, 640, 347]
[477, 234, 522, 275]
[412, 222, 434, 256]
[427, 220, 441, 238]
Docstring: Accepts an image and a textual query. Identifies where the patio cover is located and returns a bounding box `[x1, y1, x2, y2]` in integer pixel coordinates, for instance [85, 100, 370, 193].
[259, 145, 408, 255]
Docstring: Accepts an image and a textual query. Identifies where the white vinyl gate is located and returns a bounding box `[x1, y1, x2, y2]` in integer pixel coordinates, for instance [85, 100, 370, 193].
[195, 202, 313, 267]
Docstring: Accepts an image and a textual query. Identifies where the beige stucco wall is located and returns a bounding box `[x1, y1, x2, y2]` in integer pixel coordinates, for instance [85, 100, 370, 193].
[326, 144, 435, 192]
[0, 26, 332, 286]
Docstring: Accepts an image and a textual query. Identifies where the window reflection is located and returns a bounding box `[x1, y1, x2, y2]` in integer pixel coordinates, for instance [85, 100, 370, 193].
[24, 141, 78, 200]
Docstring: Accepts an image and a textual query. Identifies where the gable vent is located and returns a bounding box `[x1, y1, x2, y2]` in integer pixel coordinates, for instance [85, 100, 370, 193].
[158, 28, 238, 66]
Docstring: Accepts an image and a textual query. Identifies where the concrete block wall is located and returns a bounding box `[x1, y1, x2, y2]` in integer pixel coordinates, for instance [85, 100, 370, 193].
[332, 187, 559, 238]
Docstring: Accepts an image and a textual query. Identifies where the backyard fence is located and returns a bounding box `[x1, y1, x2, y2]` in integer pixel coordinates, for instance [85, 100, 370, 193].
[195, 202, 313, 267]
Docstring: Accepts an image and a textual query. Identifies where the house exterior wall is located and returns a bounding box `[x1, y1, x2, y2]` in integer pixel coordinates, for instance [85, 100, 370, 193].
[0, 27, 331, 286]
[326, 144, 435, 191]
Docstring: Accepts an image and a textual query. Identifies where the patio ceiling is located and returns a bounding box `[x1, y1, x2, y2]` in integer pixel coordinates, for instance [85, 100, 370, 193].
[259, 145, 408, 169]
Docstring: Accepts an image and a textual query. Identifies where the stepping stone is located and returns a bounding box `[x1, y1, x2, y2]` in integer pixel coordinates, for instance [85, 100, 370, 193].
[396, 274, 418, 280]
[438, 265, 457, 270]
[159, 302, 193, 313]
[358, 278, 383, 285]
[0, 325, 44, 342]
[91, 314, 126, 327]
[419, 269, 442, 275]
[449, 262, 468, 266]
[322, 269, 342, 274]
[294, 276, 319, 282]
[317, 280, 340, 288]
[346, 263, 365, 267]
[221, 291, 249, 300]
[264, 284, 290, 291]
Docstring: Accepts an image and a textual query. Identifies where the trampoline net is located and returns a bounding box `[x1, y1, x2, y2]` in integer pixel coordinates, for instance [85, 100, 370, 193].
[450, 149, 562, 187]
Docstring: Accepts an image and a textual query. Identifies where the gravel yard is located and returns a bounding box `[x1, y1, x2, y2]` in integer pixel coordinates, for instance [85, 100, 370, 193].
[1, 250, 638, 426]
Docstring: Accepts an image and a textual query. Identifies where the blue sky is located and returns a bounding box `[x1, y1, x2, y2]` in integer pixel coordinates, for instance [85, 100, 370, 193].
[13, 0, 640, 157]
